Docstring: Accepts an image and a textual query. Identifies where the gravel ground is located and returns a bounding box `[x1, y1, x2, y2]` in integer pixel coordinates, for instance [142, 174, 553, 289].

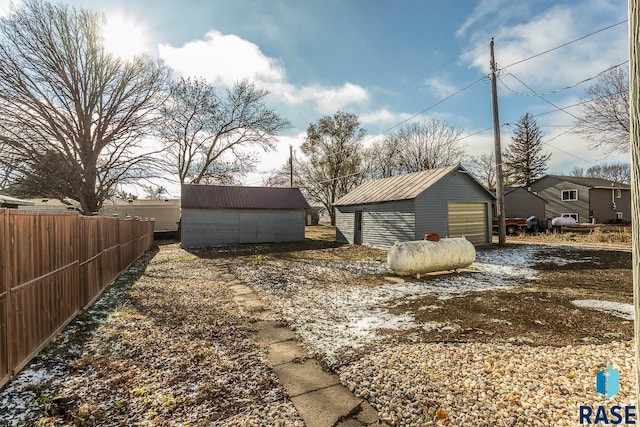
[230, 243, 635, 426]
[0, 243, 303, 426]
[1, 239, 633, 426]
[340, 341, 634, 426]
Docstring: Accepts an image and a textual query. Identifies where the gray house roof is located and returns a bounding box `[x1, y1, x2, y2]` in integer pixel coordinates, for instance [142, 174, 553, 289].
[535, 175, 630, 190]
[334, 164, 494, 207]
[181, 184, 308, 210]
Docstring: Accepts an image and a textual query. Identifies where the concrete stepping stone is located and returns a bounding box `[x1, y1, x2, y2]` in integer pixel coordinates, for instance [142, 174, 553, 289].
[273, 359, 340, 397]
[268, 341, 309, 366]
[290, 384, 362, 427]
[254, 322, 297, 345]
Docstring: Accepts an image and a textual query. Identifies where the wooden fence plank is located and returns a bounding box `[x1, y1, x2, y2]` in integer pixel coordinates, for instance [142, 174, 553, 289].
[0, 211, 153, 389]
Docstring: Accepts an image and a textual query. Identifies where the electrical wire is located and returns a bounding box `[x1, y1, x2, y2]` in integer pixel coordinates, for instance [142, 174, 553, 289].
[498, 61, 628, 97]
[502, 19, 627, 70]
[499, 73, 581, 121]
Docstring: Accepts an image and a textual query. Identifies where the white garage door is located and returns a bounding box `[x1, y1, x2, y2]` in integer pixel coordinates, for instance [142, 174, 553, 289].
[448, 202, 488, 245]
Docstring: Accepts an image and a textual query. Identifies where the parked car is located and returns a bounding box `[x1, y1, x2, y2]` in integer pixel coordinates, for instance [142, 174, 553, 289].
[492, 216, 543, 235]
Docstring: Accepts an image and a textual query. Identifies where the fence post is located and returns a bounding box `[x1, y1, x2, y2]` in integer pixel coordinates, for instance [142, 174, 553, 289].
[1, 209, 10, 385]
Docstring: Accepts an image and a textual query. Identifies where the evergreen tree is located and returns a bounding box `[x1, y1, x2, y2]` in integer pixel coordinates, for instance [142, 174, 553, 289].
[503, 113, 550, 186]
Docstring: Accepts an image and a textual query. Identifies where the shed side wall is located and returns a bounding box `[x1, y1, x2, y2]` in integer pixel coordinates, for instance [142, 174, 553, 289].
[504, 189, 546, 219]
[335, 200, 414, 248]
[181, 208, 304, 247]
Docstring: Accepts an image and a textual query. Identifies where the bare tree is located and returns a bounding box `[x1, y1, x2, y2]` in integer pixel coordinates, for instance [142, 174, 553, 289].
[0, 0, 170, 214]
[144, 185, 168, 200]
[570, 166, 585, 177]
[395, 120, 465, 172]
[571, 162, 631, 184]
[364, 135, 405, 179]
[0, 143, 18, 190]
[467, 152, 496, 189]
[264, 160, 302, 188]
[300, 110, 365, 225]
[157, 77, 289, 184]
[363, 119, 465, 179]
[574, 66, 629, 153]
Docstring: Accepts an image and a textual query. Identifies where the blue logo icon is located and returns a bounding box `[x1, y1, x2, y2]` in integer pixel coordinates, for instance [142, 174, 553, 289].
[596, 366, 619, 399]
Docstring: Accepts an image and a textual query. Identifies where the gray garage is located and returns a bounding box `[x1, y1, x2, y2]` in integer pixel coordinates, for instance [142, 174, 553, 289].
[180, 184, 308, 248]
[333, 164, 495, 248]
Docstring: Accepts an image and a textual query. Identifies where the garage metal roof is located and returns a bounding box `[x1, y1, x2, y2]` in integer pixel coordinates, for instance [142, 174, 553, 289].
[334, 164, 470, 206]
[181, 184, 308, 210]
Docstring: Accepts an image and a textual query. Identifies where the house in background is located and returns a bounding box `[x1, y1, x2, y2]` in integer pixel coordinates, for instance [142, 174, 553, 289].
[0, 194, 34, 209]
[100, 199, 181, 233]
[180, 184, 308, 248]
[529, 175, 631, 223]
[492, 187, 547, 220]
[333, 164, 495, 248]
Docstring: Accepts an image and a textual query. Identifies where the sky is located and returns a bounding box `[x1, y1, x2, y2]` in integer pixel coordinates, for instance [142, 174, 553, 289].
[1, 0, 632, 196]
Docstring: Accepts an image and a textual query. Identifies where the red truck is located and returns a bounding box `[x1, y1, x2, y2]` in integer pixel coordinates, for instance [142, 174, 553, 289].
[492, 216, 542, 235]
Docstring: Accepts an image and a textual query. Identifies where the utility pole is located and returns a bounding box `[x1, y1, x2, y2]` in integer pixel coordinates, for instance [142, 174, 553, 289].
[289, 145, 294, 187]
[628, 0, 640, 410]
[490, 38, 506, 245]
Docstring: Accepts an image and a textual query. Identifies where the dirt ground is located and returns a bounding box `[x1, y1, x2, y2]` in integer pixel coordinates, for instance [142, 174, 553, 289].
[304, 224, 633, 348]
[385, 246, 632, 346]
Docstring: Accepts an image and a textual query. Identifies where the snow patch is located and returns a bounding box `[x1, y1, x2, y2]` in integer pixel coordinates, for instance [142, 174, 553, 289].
[233, 245, 545, 367]
[572, 299, 634, 320]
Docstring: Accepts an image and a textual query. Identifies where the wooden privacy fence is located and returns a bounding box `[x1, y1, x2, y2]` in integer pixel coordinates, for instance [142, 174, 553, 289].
[0, 209, 154, 389]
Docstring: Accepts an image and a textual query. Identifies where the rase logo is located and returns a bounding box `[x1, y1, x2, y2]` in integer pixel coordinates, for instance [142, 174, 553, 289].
[579, 366, 636, 425]
[596, 366, 619, 399]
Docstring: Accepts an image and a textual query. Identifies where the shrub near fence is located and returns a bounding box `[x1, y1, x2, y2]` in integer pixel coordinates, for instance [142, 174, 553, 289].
[0, 209, 154, 389]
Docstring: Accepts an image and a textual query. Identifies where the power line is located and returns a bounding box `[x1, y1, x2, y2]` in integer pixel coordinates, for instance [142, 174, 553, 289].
[287, 74, 489, 165]
[500, 72, 581, 121]
[498, 61, 629, 98]
[502, 19, 627, 70]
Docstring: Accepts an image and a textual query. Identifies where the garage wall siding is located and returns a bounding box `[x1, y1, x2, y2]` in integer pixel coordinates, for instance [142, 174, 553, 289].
[181, 208, 304, 247]
[335, 200, 414, 248]
[414, 172, 492, 244]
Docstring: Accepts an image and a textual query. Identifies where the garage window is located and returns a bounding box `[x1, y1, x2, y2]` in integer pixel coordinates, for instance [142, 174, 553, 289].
[561, 189, 578, 201]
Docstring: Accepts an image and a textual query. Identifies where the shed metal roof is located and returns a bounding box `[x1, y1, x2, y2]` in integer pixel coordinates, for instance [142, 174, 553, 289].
[334, 164, 489, 206]
[181, 184, 308, 210]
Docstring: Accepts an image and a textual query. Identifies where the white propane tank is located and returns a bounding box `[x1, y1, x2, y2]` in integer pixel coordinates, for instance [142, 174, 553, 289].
[387, 238, 476, 276]
[551, 216, 577, 226]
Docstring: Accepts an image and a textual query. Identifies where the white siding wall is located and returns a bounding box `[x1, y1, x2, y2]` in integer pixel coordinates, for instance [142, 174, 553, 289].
[181, 208, 305, 248]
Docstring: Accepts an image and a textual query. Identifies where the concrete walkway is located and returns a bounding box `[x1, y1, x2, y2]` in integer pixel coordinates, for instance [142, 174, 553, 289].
[220, 266, 385, 427]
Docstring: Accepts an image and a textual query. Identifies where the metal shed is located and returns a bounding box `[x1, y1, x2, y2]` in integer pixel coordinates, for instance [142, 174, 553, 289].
[180, 184, 308, 248]
[333, 164, 495, 248]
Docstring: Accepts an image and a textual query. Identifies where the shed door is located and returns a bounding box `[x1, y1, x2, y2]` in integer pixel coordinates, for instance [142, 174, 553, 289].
[354, 211, 363, 245]
[239, 212, 275, 243]
[448, 202, 487, 245]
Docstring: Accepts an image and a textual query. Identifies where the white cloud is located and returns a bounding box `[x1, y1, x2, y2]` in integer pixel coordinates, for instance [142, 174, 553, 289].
[459, 3, 627, 89]
[159, 30, 285, 87]
[359, 108, 413, 126]
[456, 0, 514, 38]
[422, 77, 458, 98]
[158, 30, 369, 114]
